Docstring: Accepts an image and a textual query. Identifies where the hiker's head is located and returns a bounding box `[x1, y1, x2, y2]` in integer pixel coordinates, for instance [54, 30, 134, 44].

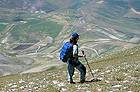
[70, 32, 79, 44]
[71, 32, 79, 39]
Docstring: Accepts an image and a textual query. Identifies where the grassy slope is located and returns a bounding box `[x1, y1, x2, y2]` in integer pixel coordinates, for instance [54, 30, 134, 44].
[0, 10, 64, 43]
[0, 1, 140, 91]
[83, 0, 140, 35]
[0, 24, 7, 32]
[12, 19, 63, 39]
[0, 45, 140, 92]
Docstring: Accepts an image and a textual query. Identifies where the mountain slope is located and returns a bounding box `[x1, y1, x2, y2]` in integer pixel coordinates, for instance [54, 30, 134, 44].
[0, 0, 140, 77]
[0, 0, 140, 91]
[0, 45, 140, 92]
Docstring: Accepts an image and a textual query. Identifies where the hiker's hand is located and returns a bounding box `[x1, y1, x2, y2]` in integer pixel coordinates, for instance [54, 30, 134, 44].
[82, 54, 86, 57]
[78, 55, 85, 57]
[81, 50, 86, 57]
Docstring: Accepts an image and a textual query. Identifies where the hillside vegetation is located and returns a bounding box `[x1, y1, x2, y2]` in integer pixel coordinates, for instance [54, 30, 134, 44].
[0, 0, 140, 91]
[0, 45, 140, 92]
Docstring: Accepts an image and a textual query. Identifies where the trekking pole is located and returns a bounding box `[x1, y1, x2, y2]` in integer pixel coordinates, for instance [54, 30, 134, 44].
[81, 50, 94, 78]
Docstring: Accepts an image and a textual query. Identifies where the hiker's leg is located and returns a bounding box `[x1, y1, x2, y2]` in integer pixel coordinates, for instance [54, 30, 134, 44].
[76, 61, 86, 82]
[67, 59, 75, 82]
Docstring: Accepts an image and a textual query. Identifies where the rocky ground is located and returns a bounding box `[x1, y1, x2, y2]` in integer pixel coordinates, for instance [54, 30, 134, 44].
[0, 61, 139, 92]
[0, 45, 140, 92]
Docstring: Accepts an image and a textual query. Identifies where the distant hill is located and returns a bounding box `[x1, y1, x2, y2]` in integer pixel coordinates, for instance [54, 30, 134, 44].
[0, 0, 140, 75]
[0, 44, 140, 92]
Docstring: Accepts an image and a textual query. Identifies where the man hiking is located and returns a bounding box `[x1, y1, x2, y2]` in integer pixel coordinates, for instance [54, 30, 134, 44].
[60, 32, 86, 84]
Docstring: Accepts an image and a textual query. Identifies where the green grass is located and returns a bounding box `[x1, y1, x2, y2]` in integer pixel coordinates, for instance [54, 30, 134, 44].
[70, 0, 84, 9]
[0, 24, 7, 32]
[46, 0, 58, 4]
[10, 18, 63, 42]
[0, 2, 140, 91]
[0, 45, 140, 91]
[24, 19, 63, 38]
[29, 20, 63, 38]
[95, 13, 140, 34]
[93, 4, 140, 34]
[80, 31, 108, 40]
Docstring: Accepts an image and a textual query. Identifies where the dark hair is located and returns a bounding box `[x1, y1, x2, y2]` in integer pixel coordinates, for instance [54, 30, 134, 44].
[70, 38, 77, 44]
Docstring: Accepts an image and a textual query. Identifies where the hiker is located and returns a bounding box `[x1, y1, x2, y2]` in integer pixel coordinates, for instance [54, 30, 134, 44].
[60, 32, 86, 84]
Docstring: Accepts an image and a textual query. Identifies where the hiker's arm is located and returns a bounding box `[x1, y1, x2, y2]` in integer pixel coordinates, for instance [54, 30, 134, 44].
[78, 55, 85, 57]
[73, 45, 85, 58]
[73, 54, 84, 57]
[73, 45, 77, 55]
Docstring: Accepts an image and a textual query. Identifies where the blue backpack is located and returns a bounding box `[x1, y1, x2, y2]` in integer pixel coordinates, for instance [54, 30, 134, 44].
[60, 42, 73, 62]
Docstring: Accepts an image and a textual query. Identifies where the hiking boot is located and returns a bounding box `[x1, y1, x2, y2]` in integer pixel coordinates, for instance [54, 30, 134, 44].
[68, 79, 75, 84]
[80, 79, 85, 83]
[70, 81, 76, 84]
